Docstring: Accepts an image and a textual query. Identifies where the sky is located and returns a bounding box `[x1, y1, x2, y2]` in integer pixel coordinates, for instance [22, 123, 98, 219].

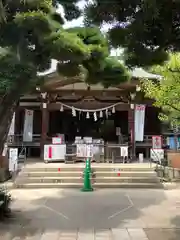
[57, 2, 84, 29]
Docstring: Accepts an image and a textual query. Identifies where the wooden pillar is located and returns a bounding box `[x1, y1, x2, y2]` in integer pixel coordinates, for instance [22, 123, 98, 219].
[146, 147, 149, 159]
[40, 92, 49, 160]
[128, 104, 136, 160]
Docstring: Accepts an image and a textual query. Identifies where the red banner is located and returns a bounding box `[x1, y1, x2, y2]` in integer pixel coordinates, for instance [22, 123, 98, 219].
[48, 146, 52, 159]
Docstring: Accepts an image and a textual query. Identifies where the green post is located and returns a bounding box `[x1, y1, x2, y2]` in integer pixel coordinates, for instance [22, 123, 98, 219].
[86, 158, 91, 173]
[81, 158, 93, 192]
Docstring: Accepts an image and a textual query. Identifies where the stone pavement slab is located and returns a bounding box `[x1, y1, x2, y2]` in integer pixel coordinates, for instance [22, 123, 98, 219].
[77, 229, 94, 240]
[127, 228, 148, 239]
[111, 228, 130, 240]
[1, 188, 180, 239]
[1, 227, 180, 240]
[144, 228, 180, 240]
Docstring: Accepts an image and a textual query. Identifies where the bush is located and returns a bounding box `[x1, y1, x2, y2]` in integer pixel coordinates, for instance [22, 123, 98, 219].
[0, 189, 12, 219]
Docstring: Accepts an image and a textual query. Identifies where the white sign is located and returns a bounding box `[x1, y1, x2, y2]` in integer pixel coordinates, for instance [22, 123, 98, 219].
[52, 137, 62, 145]
[139, 153, 144, 163]
[120, 146, 128, 157]
[150, 149, 164, 162]
[135, 105, 146, 142]
[9, 148, 18, 172]
[23, 109, 34, 142]
[44, 144, 66, 161]
[152, 136, 162, 149]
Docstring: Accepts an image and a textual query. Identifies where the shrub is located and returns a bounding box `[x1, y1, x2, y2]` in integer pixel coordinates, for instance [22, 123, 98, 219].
[0, 188, 12, 219]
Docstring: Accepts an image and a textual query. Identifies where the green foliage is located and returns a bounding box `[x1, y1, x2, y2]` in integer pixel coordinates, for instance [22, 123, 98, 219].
[0, 0, 129, 97]
[141, 53, 180, 126]
[44, 30, 90, 62]
[66, 27, 130, 86]
[85, 56, 130, 87]
[84, 0, 180, 67]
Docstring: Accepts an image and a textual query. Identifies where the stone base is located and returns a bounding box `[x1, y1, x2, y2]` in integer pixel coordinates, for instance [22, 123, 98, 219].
[167, 151, 180, 168]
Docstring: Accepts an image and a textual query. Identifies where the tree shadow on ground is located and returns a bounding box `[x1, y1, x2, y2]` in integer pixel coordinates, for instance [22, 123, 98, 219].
[0, 188, 177, 239]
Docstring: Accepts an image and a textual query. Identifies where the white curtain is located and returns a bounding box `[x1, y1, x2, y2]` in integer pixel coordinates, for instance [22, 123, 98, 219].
[23, 109, 34, 142]
[8, 112, 15, 136]
[135, 105, 146, 142]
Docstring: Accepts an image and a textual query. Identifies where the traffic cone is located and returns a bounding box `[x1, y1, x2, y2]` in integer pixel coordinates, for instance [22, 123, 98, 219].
[81, 159, 93, 192]
[85, 158, 92, 173]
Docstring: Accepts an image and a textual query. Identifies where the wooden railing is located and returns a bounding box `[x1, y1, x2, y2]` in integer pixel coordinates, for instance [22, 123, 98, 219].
[7, 134, 167, 146]
[7, 134, 41, 144]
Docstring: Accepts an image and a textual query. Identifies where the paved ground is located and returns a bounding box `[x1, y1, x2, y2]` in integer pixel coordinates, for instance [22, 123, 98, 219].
[1, 188, 180, 239]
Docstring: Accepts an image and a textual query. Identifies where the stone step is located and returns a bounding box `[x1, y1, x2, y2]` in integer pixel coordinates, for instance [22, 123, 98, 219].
[19, 171, 157, 178]
[22, 166, 155, 173]
[15, 176, 160, 184]
[14, 182, 163, 189]
[19, 171, 82, 177]
[95, 171, 157, 177]
[94, 177, 160, 183]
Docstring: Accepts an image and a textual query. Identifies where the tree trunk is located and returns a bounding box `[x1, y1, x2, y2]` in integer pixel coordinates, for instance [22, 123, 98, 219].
[0, 92, 18, 155]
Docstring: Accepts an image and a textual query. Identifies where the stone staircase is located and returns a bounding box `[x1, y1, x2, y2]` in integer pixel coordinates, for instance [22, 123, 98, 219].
[14, 163, 163, 189]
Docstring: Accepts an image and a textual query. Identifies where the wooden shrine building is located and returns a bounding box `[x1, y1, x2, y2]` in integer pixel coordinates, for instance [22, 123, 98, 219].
[8, 68, 172, 162]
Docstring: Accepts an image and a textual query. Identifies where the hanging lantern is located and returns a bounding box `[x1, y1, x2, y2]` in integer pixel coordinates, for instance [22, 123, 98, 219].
[99, 111, 103, 118]
[60, 105, 64, 112]
[94, 112, 97, 121]
[86, 112, 90, 119]
[72, 107, 76, 117]
[112, 106, 115, 113]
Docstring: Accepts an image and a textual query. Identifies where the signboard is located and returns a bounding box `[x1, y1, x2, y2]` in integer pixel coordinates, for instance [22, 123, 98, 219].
[44, 144, 66, 161]
[152, 135, 162, 149]
[9, 148, 18, 172]
[120, 146, 128, 157]
[150, 149, 164, 162]
[52, 137, 62, 145]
